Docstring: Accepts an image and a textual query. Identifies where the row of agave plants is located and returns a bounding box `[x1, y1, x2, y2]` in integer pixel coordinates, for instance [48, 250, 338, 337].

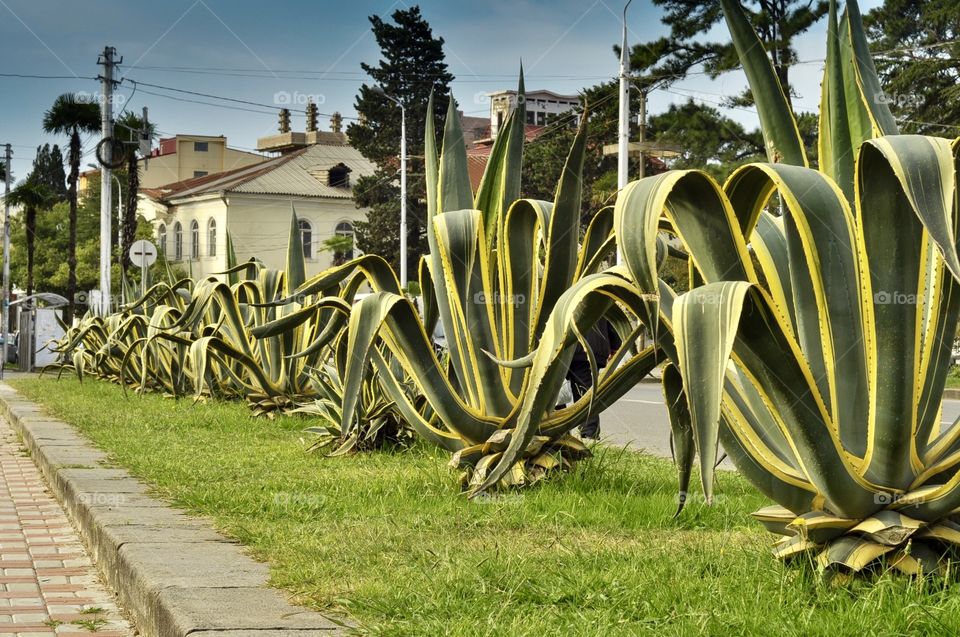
[53, 216, 421, 454]
[52, 0, 960, 576]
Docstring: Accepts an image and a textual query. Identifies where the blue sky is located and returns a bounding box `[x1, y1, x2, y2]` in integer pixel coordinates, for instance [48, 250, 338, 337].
[0, 0, 882, 176]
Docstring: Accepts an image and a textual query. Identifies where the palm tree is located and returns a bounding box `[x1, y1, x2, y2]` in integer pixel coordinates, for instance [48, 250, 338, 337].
[42, 94, 100, 319]
[114, 112, 155, 278]
[7, 180, 53, 298]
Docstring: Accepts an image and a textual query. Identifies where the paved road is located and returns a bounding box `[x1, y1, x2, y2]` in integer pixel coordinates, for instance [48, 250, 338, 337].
[599, 382, 960, 461]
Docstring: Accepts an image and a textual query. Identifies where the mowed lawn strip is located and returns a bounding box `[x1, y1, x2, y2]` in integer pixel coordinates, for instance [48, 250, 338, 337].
[10, 376, 960, 636]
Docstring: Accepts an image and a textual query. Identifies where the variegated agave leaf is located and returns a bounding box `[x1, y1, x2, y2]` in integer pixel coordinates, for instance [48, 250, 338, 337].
[331, 73, 663, 495]
[628, 0, 960, 573]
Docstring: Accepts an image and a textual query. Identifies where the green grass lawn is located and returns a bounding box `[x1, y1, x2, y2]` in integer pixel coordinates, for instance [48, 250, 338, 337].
[11, 375, 960, 636]
[946, 366, 960, 389]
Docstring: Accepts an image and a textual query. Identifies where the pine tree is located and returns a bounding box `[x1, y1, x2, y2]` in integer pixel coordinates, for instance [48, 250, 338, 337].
[347, 6, 453, 276]
[29, 144, 67, 201]
[866, 0, 959, 134]
[627, 0, 828, 106]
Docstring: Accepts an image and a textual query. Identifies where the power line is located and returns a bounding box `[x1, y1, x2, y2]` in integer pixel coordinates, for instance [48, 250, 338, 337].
[124, 79, 313, 115]
[122, 79, 361, 122]
[119, 64, 610, 80]
[121, 68, 613, 84]
[899, 119, 960, 131]
[0, 73, 97, 80]
[872, 40, 959, 57]
[134, 86, 282, 116]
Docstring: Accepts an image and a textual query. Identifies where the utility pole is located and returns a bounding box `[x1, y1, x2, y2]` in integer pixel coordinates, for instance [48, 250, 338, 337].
[97, 46, 118, 315]
[638, 89, 647, 180]
[616, 0, 632, 265]
[1, 144, 11, 379]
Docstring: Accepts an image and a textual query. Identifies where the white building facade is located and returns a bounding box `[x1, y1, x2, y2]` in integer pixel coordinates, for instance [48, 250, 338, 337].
[139, 142, 374, 280]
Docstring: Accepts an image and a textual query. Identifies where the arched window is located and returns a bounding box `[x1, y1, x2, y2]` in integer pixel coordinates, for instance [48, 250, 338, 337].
[158, 224, 167, 256]
[174, 222, 183, 260]
[190, 220, 199, 259]
[207, 218, 217, 257]
[334, 221, 354, 260]
[298, 219, 313, 259]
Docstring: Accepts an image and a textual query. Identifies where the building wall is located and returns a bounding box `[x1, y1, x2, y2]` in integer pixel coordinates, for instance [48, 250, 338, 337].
[81, 137, 266, 192]
[152, 195, 227, 279]
[151, 193, 365, 281]
[137, 154, 182, 190]
[140, 139, 265, 189]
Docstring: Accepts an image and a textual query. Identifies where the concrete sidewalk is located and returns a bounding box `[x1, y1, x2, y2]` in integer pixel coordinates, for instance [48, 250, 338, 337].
[0, 383, 347, 637]
[0, 417, 131, 636]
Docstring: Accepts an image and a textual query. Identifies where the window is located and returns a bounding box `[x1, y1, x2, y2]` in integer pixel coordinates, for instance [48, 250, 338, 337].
[207, 218, 217, 257]
[335, 221, 354, 260]
[193, 170, 208, 178]
[158, 224, 167, 256]
[525, 111, 535, 125]
[298, 219, 313, 259]
[190, 220, 199, 259]
[194, 141, 208, 152]
[536, 111, 546, 126]
[174, 222, 183, 260]
[328, 163, 351, 188]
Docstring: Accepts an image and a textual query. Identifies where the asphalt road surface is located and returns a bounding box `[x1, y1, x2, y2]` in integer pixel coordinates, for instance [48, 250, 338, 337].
[599, 381, 960, 463]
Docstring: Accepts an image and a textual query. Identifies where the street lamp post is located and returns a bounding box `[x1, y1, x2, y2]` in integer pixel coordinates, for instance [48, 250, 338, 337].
[88, 163, 122, 273]
[371, 86, 407, 290]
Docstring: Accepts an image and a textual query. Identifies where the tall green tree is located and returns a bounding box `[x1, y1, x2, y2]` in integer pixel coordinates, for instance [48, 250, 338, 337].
[347, 5, 453, 276]
[520, 0, 828, 218]
[866, 0, 959, 134]
[7, 179, 153, 306]
[520, 112, 618, 216]
[7, 179, 54, 297]
[114, 112, 156, 276]
[647, 100, 764, 180]
[29, 144, 67, 201]
[42, 93, 100, 319]
[628, 0, 828, 106]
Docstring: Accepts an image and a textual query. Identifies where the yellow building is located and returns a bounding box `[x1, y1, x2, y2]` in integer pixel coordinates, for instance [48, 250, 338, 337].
[137, 140, 374, 279]
[80, 134, 266, 192]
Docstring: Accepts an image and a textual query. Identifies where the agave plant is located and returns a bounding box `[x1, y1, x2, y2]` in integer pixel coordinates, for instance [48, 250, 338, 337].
[616, 0, 960, 574]
[52, 279, 193, 389]
[305, 78, 663, 493]
[298, 347, 419, 455]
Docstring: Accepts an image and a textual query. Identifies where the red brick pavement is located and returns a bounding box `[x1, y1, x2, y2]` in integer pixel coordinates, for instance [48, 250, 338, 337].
[0, 421, 132, 636]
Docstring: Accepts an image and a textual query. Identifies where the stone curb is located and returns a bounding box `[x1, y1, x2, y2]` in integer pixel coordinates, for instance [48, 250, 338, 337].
[945, 388, 960, 400]
[0, 382, 349, 637]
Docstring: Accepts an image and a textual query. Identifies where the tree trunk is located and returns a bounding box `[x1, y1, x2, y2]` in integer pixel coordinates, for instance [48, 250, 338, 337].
[122, 152, 139, 278]
[66, 131, 80, 322]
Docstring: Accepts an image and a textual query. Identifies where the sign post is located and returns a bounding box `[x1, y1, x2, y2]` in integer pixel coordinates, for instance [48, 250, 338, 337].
[128, 240, 157, 300]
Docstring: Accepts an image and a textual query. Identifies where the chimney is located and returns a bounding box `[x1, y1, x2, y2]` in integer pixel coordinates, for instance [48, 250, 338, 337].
[305, 99, 318, 133]
[278, 108, 291, 134]
[330, 111, 343, 133]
